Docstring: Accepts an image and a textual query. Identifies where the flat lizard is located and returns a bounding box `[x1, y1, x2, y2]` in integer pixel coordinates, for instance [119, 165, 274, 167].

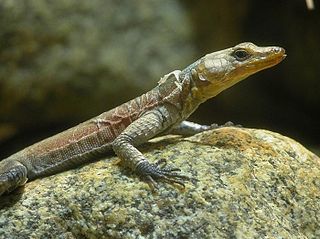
[0, 42, 286, 196]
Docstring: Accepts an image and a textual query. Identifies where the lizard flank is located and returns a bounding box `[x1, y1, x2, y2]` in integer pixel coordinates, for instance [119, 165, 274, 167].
[0, 42, 286, 196]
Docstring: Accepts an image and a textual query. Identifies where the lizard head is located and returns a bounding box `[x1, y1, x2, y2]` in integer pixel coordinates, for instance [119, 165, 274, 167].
[189, 42, 286, 101]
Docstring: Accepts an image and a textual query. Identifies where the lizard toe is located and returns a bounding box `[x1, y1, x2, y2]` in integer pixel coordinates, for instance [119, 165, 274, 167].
[135, 160, 189, 190]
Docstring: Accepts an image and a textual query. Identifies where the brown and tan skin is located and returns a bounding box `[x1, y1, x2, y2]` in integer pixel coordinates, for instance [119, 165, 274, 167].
[0, 42, 286, 196]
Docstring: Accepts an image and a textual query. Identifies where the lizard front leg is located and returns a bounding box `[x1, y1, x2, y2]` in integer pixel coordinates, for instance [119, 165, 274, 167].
[112, 107, 188, 190]
[169, 120, 241, 136]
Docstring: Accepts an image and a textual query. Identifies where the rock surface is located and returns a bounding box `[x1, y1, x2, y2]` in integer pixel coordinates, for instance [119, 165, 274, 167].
[0, 128, 319, 238]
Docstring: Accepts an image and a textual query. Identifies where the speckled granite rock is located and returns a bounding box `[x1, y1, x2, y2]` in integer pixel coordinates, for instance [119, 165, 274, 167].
[0, 128, 319, 238]
[0, 0, 193, 134]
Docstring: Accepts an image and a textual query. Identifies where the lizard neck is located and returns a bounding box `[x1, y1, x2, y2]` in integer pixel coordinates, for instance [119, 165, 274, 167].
[156, 70, 203, 121]
[178, 72, 206, 120]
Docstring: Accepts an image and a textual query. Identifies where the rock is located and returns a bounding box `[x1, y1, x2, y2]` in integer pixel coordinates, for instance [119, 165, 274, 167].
[0, 0, 194, 131]
[0, 128, 319, 238]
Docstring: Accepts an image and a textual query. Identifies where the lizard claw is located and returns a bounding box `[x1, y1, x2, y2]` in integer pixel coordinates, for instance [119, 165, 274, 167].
[209, 121, 242, 130]
[222, 121, 242, 128]
[135, 159, 189, 190]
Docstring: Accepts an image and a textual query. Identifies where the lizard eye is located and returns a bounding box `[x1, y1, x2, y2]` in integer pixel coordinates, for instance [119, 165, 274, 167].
[232, 49, 250, 61]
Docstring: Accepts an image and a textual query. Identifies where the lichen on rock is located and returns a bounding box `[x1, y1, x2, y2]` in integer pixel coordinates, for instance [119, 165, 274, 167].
[0, 128, 319, 238]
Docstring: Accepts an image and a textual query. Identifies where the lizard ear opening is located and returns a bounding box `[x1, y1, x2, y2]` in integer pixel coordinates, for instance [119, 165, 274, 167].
[198, 73, 209, 82]
[191, 69, 209, 83]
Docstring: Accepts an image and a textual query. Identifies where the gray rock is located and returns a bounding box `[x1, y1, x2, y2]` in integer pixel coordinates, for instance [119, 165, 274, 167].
[0, 128, 319, 238]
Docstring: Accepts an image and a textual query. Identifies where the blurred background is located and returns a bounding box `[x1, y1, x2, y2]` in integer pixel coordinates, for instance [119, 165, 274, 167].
[0, 0, 319, 158]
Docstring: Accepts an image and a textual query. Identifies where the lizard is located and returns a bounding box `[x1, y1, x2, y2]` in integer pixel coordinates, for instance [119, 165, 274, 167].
[0, 42, 286, 196]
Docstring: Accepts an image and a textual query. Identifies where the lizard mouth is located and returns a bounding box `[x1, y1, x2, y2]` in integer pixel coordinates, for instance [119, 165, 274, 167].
[261, 47, 286, 68]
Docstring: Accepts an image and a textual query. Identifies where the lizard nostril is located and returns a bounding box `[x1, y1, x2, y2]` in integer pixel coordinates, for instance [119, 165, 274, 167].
[274, 47, 285, 54]
[274, 47, 280, 53]
[271, 47, 286, 58]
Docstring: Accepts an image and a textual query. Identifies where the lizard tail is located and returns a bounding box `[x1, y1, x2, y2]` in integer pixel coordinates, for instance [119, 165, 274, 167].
[0, 159, 28, 196]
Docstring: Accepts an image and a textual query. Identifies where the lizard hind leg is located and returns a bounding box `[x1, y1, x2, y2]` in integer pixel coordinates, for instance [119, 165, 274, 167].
[0, 159, 28, 196]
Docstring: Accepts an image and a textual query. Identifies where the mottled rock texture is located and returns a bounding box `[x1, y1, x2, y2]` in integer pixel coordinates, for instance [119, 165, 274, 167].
[0, 128, 319, 238]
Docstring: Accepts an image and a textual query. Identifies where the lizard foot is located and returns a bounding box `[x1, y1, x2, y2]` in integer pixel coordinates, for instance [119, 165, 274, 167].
[135, 158, 189, 191]
[209, 121, 242, 130]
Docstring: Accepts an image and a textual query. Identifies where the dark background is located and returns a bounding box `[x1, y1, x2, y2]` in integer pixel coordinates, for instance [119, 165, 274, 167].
[184, 0, 320, 152]
[0, 0, 319, 158]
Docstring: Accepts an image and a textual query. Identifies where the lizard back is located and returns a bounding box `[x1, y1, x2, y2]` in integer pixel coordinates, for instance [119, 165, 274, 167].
[6, 87, 164, 179]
